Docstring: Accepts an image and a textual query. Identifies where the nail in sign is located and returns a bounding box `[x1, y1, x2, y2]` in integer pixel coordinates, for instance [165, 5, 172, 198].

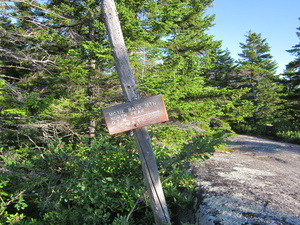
[103, 94, 169, 135]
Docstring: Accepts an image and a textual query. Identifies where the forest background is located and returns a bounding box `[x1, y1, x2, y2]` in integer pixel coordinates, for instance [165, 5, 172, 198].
[0, 0, 299, 224]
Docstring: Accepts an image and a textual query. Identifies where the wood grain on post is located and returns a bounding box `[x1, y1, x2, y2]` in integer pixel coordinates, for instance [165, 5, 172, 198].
[101, 0, 171, 224]
[101, 0, 138, 102]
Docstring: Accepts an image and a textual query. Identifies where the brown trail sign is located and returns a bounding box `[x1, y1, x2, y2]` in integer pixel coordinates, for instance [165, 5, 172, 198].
[101, 0, 171, 224]
[103, 94, 169, 135]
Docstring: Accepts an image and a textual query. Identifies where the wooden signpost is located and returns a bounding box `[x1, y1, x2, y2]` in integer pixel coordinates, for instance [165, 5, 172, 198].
[102, 0, 171, 224]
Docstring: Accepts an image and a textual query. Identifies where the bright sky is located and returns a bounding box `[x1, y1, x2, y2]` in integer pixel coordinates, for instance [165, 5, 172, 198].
[206, 0, 300, 74]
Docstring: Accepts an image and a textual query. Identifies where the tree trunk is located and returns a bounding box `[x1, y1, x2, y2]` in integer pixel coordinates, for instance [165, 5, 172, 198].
[252, 84, 258, 124]
[88, 59, 97, 142]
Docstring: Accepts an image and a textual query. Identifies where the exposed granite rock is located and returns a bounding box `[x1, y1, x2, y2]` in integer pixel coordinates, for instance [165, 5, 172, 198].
[191, 135, 300, 225]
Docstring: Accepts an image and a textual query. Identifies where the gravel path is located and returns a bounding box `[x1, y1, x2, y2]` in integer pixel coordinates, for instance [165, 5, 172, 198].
[191, 135, 300, 225]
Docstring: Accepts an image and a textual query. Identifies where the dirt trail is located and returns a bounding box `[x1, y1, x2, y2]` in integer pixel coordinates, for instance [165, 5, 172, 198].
[191, 135, 300, 225]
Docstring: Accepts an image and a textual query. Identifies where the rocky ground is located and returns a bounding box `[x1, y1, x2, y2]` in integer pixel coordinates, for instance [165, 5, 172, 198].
[191, 135, 300, 225]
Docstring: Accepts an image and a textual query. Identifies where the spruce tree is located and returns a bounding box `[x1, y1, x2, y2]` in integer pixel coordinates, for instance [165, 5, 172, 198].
[235, 31, 282, 125]
[138, 0, 229, 127]
[205, 47, 237, 88]
[1, 0, 255, 143]
[0, 0, 120, 143]
[0, 1, 62, 146]
[283, 19, 300, 123]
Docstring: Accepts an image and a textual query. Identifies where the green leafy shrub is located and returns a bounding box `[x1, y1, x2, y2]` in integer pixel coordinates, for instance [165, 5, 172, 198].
[0, 137, 144, 224]
[151, 126, 199, 150]
[276, 130, 300, 144]
[273, 120, 300, 144]
[232, 119, 300, 144]
[0, 130, 227, 224]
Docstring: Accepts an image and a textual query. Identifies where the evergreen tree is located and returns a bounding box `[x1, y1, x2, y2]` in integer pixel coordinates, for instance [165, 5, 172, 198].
[0, 1, 62, 146]
[283, 19, 300, 123]
[1, 1, 273, 223]
[235, 31, 282, 125]
[205, 47, 237, 88]
[0, 0, 254, 144]
[0, 0, 121, 144]
[137, 0, 239, 131]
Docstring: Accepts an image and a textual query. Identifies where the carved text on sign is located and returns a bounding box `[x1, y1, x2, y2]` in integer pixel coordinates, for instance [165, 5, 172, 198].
[102, 94, 168, 135]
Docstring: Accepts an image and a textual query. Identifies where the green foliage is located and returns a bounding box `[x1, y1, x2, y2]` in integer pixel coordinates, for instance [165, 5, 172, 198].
[1, 1, 300, 223]
[0, 89, 53, 119]
[272, 120, 300, 144]
[231, 123, 271, 136]
[24, 92, 54, 116]
[0, 176, 27, 224]
[151, 126, 199, 150]
[229, 30, 285, 136]
[205, 48, 237, 88]
[0, 137, 142, 224]
[276, 130, 300, 144]
[282, 20, 300, 126]
[0, 129, 228, 224]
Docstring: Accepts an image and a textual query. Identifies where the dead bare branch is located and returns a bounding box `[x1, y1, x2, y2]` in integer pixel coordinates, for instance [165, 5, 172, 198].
[0, 120, 81, 143]
[0, 74, 21, 80]
[0, 79, 25, 101]
[0, 126, 41, 149]
[1, 0, 71, 21]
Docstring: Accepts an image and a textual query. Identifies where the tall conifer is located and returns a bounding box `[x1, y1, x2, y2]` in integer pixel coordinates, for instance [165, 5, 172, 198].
[236, 31, 282, 125]
[284, 19, 300, 122]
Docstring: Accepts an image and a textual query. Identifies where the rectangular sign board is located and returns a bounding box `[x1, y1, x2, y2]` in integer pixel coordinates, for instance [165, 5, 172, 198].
[102, 94, 169, 135]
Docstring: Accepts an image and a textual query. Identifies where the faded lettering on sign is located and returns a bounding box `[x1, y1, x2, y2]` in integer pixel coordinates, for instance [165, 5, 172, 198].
[102, 94, 168, 135]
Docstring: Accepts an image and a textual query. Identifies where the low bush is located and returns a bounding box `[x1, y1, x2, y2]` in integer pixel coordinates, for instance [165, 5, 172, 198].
[231, 120, 300, 144]
[0, 130, 227, 224]
[273, 120, 300, 144]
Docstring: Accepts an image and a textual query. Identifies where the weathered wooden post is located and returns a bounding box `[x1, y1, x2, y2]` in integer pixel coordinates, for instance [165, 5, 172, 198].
[101, 0, 171, 224]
